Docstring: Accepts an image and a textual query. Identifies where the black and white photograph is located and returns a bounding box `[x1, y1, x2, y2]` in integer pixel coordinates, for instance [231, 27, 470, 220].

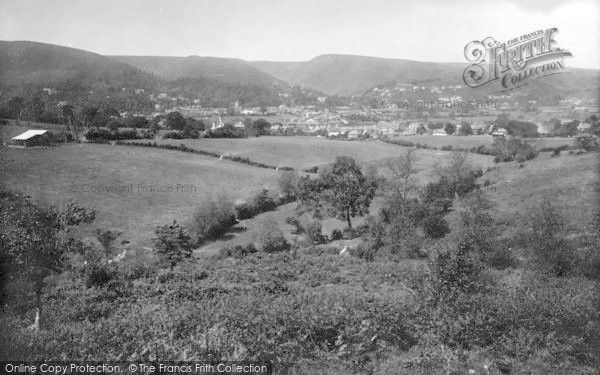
[0, 1, 599, 374]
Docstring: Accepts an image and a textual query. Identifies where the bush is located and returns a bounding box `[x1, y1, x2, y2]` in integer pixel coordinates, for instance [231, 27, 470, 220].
[427, 241, 482, 300]
[262, 234, 290, 253]
[218, 243, 257, 259]
[152, 221, 193, 270]
[162, 131, 186, 139]
[484, 246, 517, 269]
[251, 189, 277, 213]
[278, 171, 298, 198]
[350, 241, 377, 262]
[234, 202, 255, 220]
[526, 199, 574, 276]
[85, 129, 140, 142]
[192, 195, 237, 241]
[422, 215, 450, 239]
[84, 264, 116, 288]
[331, 229, 343, 241]
[234, 190, 280, 221]
[493, 137, 538, 162]
[305, 220, 325, 244]
[253, 218, 290, 253]
[575, 134, 599, 151]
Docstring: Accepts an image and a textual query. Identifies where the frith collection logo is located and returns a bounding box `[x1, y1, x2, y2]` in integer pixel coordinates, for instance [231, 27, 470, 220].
[463, 28, 572, 91]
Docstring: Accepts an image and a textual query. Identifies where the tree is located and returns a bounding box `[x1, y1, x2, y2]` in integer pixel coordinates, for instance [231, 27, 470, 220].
[165, 111, 186, 130]
[299, 156, 377, 228]
[444, 122, 456, 135]
[252, 118, 271, 135]
[433, 151, 475, 193]
[103, 106, 120, 119]
[78, 106, 98, 130]
[7, 96, 24, 119]
[191, 194, 237, 241]
[386, 148, 419, 200]
[124, 116, 148, 129]
[458, 123, 473, 136]
[94, 229, 122, 261]
[61, 104, 75, 138]
[106, 119, 121, 133]
[152, 221, 193, 270]
[0, 191, 96, 328]
[23, 97, 44, 122]
[278, 171, 299, 199]
[453, 191, 495, 252]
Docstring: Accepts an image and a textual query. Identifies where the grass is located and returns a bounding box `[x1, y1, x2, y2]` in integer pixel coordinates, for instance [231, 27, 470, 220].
[0, 143, 281, 247]
[388, 135, 575, 149]
[0, 133, 496, 253]
[480, 152, 599, 227]
[125, 136, 497, 170]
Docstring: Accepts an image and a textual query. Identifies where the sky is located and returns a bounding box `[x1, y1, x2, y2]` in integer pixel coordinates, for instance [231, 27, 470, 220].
[1, 0, 599, 68]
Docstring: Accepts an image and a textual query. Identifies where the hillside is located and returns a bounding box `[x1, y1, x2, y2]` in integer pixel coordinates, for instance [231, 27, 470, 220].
[1, 41, 597, 104]
[110, 55, 290, 88]
[250, 54, 465, 96]
[0, 40, 157, 93]
[251, 54, 600, 100]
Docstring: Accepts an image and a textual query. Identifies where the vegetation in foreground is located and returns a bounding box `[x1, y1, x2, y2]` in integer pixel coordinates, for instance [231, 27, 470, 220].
[1, 149, 599, 375]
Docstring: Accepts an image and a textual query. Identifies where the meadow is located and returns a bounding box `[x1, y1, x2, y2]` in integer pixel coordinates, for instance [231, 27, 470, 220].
[130, 136, 497, 171]
[1, 126, 599, 374]
[388, 134, 575, 149]
[0, 143, 281, 246]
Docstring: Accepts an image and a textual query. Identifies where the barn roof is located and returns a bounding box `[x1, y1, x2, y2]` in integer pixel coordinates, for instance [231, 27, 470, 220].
[12, 129, 48, 140]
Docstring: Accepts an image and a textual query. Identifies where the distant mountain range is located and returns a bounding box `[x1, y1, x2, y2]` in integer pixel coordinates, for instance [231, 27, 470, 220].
[0, 40, 598, 105]
[0, 41, 157, 93]
[111, 55, 289, 88]
[249, 55, 467, 96]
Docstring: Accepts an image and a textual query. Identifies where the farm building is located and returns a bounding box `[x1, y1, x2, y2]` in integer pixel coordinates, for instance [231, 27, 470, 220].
[10, 130, 50, 147]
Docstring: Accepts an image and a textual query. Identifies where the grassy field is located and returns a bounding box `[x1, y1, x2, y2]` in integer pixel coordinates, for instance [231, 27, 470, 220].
[0, 143, 281, 246]
[388, 135, 576, 149]
[129, 136, 497, 171]
[482, 152, 599, 227]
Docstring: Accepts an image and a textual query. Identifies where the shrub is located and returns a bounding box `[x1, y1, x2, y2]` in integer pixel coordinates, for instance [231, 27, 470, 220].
[192, 194, 237, 241]
[262, 234, 290, 253]
[116, 248, 157, 280]
[526, 199, 574, 276]
[331, 229, 343, 241]
[251, 189, 277, 213]
[350, 241, 377, 262]
[85, 129, 140, 142]
[422, 215, 450, 239]
[234, 202, 255, 220]
[218, 243, 257, 259]
[484, 246, 517, 269]
[253, 218, 290, 253]
[575, 134, 599, 151]
[162, 131, 186, 139]
[305, 219, 325, 244]
[152, 221, 193, 270]
[84, 264, 116, 288]
[427, 241, 482, 300]
[493, 137, 538, 162]
[278, 171, 299, 198]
